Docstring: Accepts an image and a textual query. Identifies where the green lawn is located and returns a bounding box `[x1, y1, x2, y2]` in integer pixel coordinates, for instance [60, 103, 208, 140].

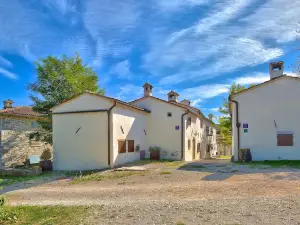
[72, 170, 146, 184]
[235, 160, 300, 168]
[218, 155, 232, 160]
[0, 172, 55, 187]
[0, 205, 98, 225]
[133, 159, 186, 167]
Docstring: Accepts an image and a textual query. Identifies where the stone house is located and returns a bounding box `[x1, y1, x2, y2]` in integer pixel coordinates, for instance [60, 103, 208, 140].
[0, 100, 51, 167]
[51, 83, 218, 171]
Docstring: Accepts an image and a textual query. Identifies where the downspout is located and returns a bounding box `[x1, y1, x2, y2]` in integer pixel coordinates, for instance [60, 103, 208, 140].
[228, 96, 240, 157]
[107, 101, 117, 167]
[181, 110, 189, 160]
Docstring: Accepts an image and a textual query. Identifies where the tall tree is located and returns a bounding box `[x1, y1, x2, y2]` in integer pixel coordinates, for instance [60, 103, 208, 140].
[218, 83, 247, 145]
[28, 53, 103, 144]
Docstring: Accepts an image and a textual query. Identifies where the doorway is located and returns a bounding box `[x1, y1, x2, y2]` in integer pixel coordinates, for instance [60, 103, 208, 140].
[192, 138, 196, 160]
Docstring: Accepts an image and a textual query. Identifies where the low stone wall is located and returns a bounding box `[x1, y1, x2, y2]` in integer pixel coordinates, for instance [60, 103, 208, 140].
[0, 167, 42, 176]
[0, 130, 52, 168]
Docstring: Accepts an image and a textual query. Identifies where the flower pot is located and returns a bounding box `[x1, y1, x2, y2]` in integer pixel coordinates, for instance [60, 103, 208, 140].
[150, 151, 160, 160]
[40, 160, 53, 171]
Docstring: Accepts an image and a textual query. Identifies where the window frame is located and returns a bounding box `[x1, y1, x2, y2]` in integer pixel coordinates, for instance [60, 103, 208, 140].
[167, 112, 172, 117]
[277, 133, 293, 147]
[127, 140, 135, 153]
[118, 139, 126, 153]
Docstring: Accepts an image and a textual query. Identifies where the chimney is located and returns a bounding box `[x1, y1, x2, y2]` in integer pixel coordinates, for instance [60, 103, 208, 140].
[143, 82, 153, 97]
[180, 99, 191, 106]
[3, 99, 14, 109]
[269, 61, 284, 79]
[168, 91, 179, 102]
[208, 114, 214, 121]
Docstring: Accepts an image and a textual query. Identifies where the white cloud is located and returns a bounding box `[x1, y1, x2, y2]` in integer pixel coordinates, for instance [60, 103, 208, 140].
[155, 0, 208, 11]
[110, 60, 132, 79]
[233, 72, 270, 85]
[209, 108, 220, 113]
[0, 56, 13, 68]
[0, 68, 18, 80]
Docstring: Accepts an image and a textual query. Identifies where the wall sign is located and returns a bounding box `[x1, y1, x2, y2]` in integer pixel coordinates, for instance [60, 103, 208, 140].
[243, 123, 248, 129]
[175, 126, 180, 130]
[244, 129, 248, 133]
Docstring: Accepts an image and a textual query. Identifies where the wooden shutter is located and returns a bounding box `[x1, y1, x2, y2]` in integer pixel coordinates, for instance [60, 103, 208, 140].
[127, 140, 134, 153]
[277, 134, 293, 146]
[118, 140, 126, 153]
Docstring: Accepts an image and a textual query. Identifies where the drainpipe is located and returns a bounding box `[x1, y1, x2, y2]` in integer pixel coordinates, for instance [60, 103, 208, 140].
[228, 96, 240, 158]
[107, 101, 117, 167]
[181, 110, 189, 160]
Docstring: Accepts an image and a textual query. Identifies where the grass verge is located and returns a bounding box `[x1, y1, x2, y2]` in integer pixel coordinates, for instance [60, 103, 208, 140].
[0, 205, 98, 225]
[218, 155, 232, 160]
[159, 171, 172, 175]
[133, 159, 186, 167]
[0, 172, 55, 187]
[234, 160, 300, 168]
[72, 171, 146, 184]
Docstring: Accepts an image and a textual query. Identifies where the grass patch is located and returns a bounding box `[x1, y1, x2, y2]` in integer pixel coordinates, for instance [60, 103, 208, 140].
[72, 171, 146, 184]
[132, 159, 186, 167]
[218, 155, 232, 160]
[0, 172, 55, 187]
[160, 171, 172, 175]
[234, 160, 300, 168]
[176, 222, 185, 225]
[0, 205, 98, 225]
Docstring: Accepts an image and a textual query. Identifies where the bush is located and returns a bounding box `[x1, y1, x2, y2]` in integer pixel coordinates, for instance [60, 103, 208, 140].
[149, 146, 161, 153]
[0, 195, 5, 207]
[40, 148, 52, 161]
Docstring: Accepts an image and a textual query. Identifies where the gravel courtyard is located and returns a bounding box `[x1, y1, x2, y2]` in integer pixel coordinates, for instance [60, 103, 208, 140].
[5, 160, 300, 225]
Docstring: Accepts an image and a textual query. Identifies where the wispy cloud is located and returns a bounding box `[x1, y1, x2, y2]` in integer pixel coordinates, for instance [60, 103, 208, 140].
[155, 0, 208, 11]
[0, 68, 18, 80]
[233, 72, 269, 85]
[0, 56, 13, 68]
[110, 60, 132, 80]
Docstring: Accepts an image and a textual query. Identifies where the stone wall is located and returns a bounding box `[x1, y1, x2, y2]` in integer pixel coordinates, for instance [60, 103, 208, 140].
[0, 116, 39, 131]
[0, 130, 52, 168]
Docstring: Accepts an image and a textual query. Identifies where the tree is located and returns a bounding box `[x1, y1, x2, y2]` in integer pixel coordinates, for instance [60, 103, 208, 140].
[28, 53, 103, 144]
[218, 83, 247, 145]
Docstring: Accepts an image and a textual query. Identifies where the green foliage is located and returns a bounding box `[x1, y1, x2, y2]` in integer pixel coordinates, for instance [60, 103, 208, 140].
[0, 207, 18, 224]
[28, 53, 104, 144]
[0, 195, 6, 206]
[40, 148, 52, 161]
[148, 146, 162, 153]
[218, 83, 247, 145]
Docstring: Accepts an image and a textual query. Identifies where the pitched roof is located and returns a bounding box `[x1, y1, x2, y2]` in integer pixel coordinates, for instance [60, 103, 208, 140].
[130, 96, 217, 128]
[0, 107, 40, 118]
[231, 75, 300, 98]
[50, 91, 151, 113]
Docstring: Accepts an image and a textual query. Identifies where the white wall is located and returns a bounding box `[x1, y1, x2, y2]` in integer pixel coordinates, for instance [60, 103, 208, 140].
[133, 98, 184, 160]
[232, 77, 300, 161]
[53, 112, 108, 170]
[112, 105, 147, 166]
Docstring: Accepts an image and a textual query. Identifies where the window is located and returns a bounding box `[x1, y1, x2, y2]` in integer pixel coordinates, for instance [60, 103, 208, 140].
[118, 140, 126, 153]
[277, 134, 293, 146]
[197, 143, 200, 152]
[188, 140, 191, 150]
[127, 140, 135, 152]
[167, 112, 172, 117]
[200, 119, 203, 128]
[187, 117, 191, 126]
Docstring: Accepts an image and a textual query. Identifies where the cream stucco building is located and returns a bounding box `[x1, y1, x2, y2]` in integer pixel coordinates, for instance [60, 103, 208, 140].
[51, 83, 218, 170]
[231, 61, 300, 161]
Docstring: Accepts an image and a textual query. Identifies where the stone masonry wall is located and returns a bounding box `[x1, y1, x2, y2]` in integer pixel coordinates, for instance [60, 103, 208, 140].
[0, 130, 52, 167]
[0, 116, 38, 131]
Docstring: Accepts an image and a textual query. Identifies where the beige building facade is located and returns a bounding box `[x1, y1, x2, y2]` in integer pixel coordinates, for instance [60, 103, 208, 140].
[51, 84, 218, 171]
[231, 62, 300, 161]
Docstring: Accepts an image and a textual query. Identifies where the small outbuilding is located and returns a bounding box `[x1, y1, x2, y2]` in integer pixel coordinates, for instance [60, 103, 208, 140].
[230, 61, 300, 161]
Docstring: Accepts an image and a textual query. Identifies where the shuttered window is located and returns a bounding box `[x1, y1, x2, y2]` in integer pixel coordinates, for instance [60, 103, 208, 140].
[118, 140, 126, 153]
[127, 140, 135, 153]
[277, 134, 293, 146]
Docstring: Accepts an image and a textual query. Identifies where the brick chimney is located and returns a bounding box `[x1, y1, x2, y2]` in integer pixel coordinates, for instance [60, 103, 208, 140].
[269, 61, 284, 79]
[208, 114, 214, 121]
[3, 99, 14, 109]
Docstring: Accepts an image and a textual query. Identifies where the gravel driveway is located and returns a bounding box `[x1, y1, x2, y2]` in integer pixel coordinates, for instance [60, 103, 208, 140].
[6, 160, 300, 225]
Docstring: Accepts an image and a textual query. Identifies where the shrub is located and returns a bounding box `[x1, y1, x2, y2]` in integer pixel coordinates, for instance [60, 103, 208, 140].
[0, 208, 18, 224]
[149, 146, 161, 153]
[0, 195, 5, 206]
[40, 148, 52, 161]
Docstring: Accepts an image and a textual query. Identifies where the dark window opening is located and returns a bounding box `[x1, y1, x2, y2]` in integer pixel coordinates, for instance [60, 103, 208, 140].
[188, 140, 191, 150]
[277, 134, 293, 146]
[127, 140, 135, 152]
[118, 140, 126, 153]
[167, 112, 172, 117]
[187, 117, 191, 126]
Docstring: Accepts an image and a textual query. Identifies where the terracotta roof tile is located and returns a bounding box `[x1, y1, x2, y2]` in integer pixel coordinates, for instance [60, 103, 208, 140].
[0, 107, 40, 117]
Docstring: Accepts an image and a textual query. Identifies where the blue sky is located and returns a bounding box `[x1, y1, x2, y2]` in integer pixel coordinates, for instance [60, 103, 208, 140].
[0, 0, 299, 117]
